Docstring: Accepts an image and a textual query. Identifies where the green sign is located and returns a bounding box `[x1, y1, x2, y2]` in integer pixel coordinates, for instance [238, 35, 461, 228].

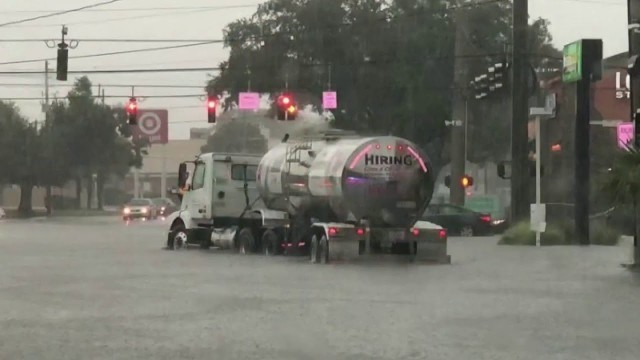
[562, 40, 582, 83]
[466, 195, 504, 218]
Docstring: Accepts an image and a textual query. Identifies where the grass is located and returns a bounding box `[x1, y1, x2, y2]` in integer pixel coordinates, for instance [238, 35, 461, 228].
[499, 221, 620, 246]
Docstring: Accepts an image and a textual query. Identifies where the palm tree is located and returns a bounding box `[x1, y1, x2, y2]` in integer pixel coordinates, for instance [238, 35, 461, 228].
[602, 145, 640, 266]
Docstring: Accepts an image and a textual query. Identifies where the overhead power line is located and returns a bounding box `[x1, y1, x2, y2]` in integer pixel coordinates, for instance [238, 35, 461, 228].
[0, 94, 207, 101]
[0, 67, 219, 75]
[3, 4, 261, 28]
[0, 82, 205, 89]
[0, 38, 224, 43]
[0, 41, 223, 66]
[0, 4, 263, 13]
[0, 0, 123, 27]
[0, 52, 560, 76]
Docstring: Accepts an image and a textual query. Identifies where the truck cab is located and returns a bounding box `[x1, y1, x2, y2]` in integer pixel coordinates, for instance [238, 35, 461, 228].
[166, 152, 288, 252]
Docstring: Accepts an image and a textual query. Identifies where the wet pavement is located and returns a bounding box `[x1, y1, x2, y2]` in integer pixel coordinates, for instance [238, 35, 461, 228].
[1, 217, 639, 360]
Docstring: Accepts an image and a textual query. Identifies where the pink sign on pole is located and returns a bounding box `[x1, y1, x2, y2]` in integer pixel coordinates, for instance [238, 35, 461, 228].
[617, 122, 634, 149]
[323, 91, 337, 109]
[238, 92, 260, 110]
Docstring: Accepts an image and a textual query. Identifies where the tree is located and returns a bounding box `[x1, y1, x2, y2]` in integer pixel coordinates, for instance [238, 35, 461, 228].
[602, 146, 640, 266]
[59, 77, 148, 209]
[206, 0, 560, 166]
[0, 101, 41, 215]
[201, 119, 268, 154]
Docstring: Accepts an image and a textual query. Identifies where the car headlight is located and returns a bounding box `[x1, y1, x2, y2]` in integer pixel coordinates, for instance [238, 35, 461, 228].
[123, 207, 131, 215]
[161, 206, 166, 212]
[141, 207, 148, 214]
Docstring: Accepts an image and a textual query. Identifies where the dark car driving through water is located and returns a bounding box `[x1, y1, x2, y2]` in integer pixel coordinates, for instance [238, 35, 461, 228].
[422, 203, 493, 236]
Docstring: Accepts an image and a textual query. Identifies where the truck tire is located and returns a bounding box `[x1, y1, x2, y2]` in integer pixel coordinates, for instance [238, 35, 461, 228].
[261, 229, 280, 256]
[310, 234, 320, 263]
[168, 225, 188, 250]
[318, 235, 329, 264]
[199, 232, 211, 250]
[237, 228, 255, 255]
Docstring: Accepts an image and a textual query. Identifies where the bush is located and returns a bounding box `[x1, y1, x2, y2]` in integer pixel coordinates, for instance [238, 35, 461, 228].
[590, 222, 621, 246]
[499, 220, 620, 246]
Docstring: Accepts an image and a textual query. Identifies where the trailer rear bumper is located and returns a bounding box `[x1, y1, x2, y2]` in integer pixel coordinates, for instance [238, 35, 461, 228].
[328, 238, 450, 264]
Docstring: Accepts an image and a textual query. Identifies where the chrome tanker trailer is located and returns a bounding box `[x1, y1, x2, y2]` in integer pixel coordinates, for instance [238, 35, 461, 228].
[166, 130, 450, 264]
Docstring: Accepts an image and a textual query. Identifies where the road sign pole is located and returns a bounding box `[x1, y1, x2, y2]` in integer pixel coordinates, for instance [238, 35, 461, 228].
[535, 115, 541, 247]
[161, 144, 167, 198]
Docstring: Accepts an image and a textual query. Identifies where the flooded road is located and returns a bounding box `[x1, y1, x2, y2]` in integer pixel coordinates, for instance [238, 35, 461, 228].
[1, 217, 639, 360]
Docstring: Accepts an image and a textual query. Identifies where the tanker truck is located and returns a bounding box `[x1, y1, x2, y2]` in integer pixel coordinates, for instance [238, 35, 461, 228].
[165, 130, 451, 263]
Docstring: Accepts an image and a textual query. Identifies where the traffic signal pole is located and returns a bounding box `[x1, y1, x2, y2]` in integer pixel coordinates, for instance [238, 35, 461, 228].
[510, 0, 530, 223]
[450, 7, 471, 206]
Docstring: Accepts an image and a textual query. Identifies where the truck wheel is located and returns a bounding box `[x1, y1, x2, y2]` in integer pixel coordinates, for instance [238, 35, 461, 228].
[199, 234, 211, 250]
[310, 235, 320, 263]
[261, 229, 279, 256]
[237, 228, 255, 255]
[318, 235, 329, 264]
[168, 225, 188, 250]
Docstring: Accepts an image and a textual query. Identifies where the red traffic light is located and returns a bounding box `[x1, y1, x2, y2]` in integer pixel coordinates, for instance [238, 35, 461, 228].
[126, 97, 138, 125]
[206, 96, 217, 123]
[207, 96, 217, 108]
[277, 93, 294, 108]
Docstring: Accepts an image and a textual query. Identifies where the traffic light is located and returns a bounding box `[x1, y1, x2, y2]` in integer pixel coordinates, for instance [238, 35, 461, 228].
[276, 93, 298, 120]
[56, 44, 68, 81]
[206, 96, 217, 123]
[470, 74, 489, 100]
[444, 175, 473, 188]
[126, 97, 138, 125]
[460, 175, 474, 188]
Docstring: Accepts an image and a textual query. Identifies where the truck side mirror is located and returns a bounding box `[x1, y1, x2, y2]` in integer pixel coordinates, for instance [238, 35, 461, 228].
[178, 163, 188, 188]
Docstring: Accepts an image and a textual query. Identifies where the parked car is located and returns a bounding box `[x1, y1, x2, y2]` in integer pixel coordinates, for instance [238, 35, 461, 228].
[152, 198, 178, 217]
[422, 203, 493, 236]
[122, 198, 158, 221]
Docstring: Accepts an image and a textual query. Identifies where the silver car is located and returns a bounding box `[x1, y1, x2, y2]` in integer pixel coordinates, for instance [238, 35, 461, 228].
[122, 198, 158, 221]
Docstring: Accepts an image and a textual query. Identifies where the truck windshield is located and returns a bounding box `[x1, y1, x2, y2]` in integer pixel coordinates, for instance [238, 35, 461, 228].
[231, 164, 257, 181]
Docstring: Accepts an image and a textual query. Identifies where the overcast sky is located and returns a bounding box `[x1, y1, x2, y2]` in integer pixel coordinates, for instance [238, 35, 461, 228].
[0, 0, 628, 140]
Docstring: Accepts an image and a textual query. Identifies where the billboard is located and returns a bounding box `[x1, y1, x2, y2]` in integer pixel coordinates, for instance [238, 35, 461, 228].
[132, 109, 169, 144]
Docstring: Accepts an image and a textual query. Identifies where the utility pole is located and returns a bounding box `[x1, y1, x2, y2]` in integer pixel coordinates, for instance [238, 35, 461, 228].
[628, 0, 640, 264]
[510, 0, 530, 223]
[131, 86, 140, 199]
[44, 60, 53, 216]
[450, 6, 472, 206]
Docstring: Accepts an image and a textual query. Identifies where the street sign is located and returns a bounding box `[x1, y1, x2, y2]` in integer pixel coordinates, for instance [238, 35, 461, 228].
[590, 120, 622, 127]
[133, 109, 168, 144]
[544, 93, 556, 118]
[239, 92, 260, 110]
[617, 122, 634, 149]
[529, 107, 553, 116]
[323, 91, 337, 109]
[445, 120, 463, 127]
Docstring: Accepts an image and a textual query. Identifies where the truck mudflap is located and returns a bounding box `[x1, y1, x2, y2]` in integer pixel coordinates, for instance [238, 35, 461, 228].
[313, 223, 451, 264]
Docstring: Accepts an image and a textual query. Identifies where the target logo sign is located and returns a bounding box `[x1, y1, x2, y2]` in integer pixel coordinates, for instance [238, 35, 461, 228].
[132, 109, 168, 144]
